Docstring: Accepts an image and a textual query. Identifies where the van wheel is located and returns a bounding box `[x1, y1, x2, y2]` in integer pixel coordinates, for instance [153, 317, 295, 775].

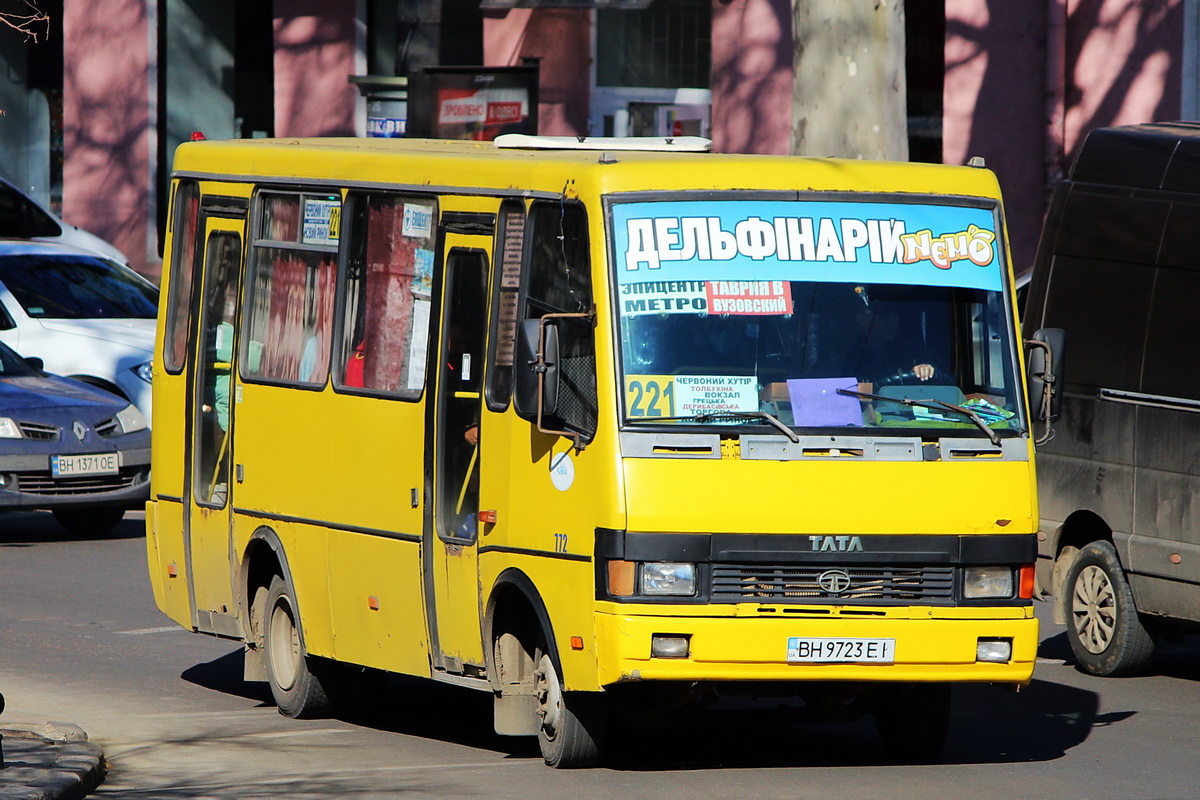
[534, 646, 606, 768]
[1065, 541, 1155, 676]
[264, 574, 337, 718]
[53, 507, 126, 534]
[874, 683, 951, 762]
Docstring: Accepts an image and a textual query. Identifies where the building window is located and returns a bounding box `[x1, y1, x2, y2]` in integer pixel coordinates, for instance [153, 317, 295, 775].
[597, 0, 711, 90]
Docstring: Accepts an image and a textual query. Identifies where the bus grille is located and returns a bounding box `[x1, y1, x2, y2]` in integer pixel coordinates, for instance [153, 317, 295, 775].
[16, 469, 140, 496]
[711, 564, 955, 603]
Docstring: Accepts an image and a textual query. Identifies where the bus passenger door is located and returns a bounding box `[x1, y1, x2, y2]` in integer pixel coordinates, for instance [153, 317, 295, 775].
[185, 216, 245, 637]
[428, 246, 489, 674]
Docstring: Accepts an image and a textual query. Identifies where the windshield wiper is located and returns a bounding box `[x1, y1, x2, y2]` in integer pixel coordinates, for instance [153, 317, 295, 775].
[836, 387, 1001, 446]
[625, 409, 800, 442]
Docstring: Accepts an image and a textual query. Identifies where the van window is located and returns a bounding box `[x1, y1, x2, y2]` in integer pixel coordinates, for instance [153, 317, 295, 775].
[1157, 200, 1200, 270]
[1141, 266, 1200, 400]
[1055, 187, 1168, 264]
[1042, 255, 1152, 392]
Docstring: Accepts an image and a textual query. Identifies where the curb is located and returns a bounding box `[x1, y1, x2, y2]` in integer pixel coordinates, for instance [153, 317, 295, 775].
[1, 723, 106, 800]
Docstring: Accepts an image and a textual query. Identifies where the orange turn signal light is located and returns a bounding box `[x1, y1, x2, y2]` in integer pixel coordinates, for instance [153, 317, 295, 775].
[607, 560, 635, 597]
[1018, 564, 1035, 599]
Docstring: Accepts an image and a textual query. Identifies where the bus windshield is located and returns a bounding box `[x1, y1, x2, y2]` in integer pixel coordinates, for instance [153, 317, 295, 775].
[610, 196, 1024, 436]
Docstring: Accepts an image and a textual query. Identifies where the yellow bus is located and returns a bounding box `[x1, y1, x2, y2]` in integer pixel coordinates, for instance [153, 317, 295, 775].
[146, 134, 1043, 767]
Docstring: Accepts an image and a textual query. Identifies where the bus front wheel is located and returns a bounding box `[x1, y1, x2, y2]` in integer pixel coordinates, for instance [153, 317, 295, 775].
[533, 646, 606, 768]
[264, 574, 336, 718]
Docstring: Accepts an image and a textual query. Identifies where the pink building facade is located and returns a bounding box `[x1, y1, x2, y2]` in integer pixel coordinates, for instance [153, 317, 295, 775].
[56, 1, 1190, 276]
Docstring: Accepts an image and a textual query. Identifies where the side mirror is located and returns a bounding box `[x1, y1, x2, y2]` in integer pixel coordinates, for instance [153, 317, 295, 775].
[23, 356, 44, 372]
[513, 318, 560, 421]
[1026, 327, 1065, 423]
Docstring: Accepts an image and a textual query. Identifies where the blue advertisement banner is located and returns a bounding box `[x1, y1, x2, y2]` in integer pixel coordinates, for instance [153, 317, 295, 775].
[610, 199, 1003, 292]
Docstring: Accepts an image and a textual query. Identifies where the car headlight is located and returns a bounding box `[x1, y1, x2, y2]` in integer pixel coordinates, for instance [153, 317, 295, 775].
[0, 417, 21, 438]
[963, 565, 1014, 599]
[115, 404, 148, 434]
[640, 562, 697, 596]
[131, 361, 153, 384]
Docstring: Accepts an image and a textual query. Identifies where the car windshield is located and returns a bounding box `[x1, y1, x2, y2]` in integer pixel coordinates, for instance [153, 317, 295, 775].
[0, 253, 158, 319]
[611, 196, 1025, 436]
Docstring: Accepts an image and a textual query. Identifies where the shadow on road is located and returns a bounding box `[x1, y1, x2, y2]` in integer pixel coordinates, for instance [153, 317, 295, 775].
[1039, 619, 1200, 683]
[179, 643, 1110, 770]
[0, 509, 144, 545]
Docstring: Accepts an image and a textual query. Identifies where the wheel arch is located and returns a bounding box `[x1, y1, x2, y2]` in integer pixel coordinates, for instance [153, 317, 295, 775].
[1056, 509, 1116, 556]
[1050, 510, 1119, 624]
[240, 526, 305, 651]
[484, 568, 560, 692]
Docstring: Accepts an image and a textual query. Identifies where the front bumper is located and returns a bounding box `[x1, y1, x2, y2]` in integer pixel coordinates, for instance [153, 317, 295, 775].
[0, 446, 151, 509]
[595, 605, 1037, 686]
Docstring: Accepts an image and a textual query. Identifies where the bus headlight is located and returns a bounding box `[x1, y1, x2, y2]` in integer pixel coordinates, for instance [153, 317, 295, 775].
[640, 562, 696, 596]
[963, 566, 1014, 599]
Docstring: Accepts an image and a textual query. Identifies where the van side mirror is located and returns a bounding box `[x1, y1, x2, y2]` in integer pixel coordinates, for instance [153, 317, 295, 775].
[514, 318, 560, 421]
[1026, 327, 1065, 434]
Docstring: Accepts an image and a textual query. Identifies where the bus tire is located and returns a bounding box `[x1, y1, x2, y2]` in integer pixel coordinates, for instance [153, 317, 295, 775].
[534, 646, 606, 768]
[264, 573, 336, 718]
[1065, 540, 1154, 676]
[874, 682, 950, 762]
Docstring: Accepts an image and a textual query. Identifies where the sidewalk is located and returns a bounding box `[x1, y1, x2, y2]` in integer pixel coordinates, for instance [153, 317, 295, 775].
[1, 722, 105, 800]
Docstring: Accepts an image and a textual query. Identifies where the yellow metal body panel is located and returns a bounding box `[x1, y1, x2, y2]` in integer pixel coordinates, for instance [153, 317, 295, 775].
[622, 457, 1036, 535]
[327, 531, 429, 677]
[594, 607, 1037, 685]
[144, 499, 192, 628]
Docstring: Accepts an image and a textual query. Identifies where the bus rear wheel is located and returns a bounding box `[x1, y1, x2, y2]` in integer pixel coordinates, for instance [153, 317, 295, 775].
[534, 647, 606, 768]
[264, 574, 337, 718]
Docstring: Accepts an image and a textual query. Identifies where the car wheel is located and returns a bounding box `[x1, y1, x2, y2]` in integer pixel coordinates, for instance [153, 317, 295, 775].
[52, 507, 126, 534]
[1065, 540, 1155, 676]
[263, 574, 338, 718]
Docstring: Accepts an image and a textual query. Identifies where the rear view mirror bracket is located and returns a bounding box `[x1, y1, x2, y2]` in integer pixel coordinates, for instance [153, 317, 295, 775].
[1025, 327, 1066, 446]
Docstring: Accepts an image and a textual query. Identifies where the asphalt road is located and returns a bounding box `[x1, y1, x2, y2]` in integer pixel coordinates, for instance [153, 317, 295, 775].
[3, 509, 1200, 799]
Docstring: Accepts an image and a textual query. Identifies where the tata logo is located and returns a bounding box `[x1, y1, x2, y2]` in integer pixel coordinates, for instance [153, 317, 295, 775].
[808, 535, 864, 552]
[817, 569, 852, 594]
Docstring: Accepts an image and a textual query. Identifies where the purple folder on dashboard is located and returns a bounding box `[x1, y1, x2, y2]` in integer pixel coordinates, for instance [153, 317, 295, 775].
[786, 377, 861, 427]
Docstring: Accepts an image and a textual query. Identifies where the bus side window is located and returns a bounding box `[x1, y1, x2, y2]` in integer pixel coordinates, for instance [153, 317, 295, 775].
[242, 192, 338, 386]
[520, 200, 598, 440]
[164, 180, 200, 373]
[336, 192, 436, 397]
[486, 199, 525, 410]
